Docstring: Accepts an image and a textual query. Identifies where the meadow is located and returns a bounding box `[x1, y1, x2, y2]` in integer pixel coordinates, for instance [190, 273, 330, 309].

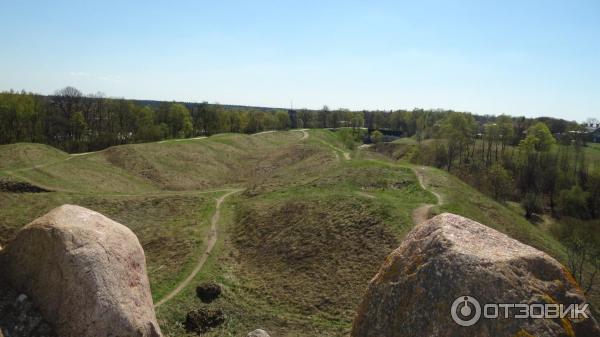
[0, 129, 589, 336]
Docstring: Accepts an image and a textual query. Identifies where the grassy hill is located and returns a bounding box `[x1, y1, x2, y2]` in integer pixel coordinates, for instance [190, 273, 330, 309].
[0, 130, 583, 336]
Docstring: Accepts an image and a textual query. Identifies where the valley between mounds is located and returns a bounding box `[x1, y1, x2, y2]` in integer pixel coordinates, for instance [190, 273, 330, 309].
[0, 129, 586, 336]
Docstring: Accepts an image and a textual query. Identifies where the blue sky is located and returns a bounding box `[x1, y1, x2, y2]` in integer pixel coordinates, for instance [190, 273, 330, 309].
[0, 1, 598, 120]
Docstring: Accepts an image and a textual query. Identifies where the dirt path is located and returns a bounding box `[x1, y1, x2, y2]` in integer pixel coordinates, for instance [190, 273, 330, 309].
[321, 142, 350, 161]
[157, 136, 207, 143]
[252, 130, 277, 136]
[356, 191, 376, 199]
[411, 166, 444, 225]
[291, 129, 309, 140]
[154, 188, 242, 308]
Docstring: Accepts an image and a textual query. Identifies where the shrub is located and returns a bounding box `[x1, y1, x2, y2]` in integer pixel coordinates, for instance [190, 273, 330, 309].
[522, 193, 542, 219]
[558, 185, 590, 219]
[370, 130, 383, 144]
[339, 128, 359, 150]
[487, 163, 513, 201]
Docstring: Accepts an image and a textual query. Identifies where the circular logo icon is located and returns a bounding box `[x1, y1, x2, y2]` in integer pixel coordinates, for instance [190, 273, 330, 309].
[451, 295, 481, 326]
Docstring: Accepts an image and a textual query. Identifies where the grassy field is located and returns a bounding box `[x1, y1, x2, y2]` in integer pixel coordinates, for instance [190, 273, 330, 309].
[586, 143, 600, 169]
[0, 130, 590, 336]
[358, 147, 567, 257]
[0, 190, 217, 302]
[154, 150, 434, 337]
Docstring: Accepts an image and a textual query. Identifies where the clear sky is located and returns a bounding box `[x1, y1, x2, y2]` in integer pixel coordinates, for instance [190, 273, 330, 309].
[0, 1, 598, 121]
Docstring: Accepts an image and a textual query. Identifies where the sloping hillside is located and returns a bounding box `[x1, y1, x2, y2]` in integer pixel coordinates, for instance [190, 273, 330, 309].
[0, 130, 583, 337]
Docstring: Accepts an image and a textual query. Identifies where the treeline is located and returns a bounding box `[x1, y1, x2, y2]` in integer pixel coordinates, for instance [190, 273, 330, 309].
[412, 111, 598, 221]
[0, 87, 298, 152]
[0, 87, 463, 152]
[0, 86, 585, 155]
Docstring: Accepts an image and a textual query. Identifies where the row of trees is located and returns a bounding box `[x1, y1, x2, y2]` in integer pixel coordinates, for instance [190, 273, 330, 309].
[414, 111, 598, 221]
[0, 87, 292, 152]
[0, 86, 587, 154]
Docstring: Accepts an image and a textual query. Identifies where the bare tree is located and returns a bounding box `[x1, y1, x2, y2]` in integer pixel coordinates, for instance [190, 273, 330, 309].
[566, 236, 600, 295]
[53, 86, 83, 118]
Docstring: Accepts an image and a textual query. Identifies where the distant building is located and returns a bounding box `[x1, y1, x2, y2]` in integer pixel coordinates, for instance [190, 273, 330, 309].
[585, 122, 599, 132]
[590, 128, 600, 143]
[583, 119, 600, 143]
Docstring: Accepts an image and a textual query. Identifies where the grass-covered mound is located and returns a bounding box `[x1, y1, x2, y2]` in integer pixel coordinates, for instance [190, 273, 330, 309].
[234, 197, 398, 319]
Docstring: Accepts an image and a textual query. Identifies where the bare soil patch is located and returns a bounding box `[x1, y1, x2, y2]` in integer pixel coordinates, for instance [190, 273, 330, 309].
[196, 283, 222, 303]
[0, 179, 49, 193]
[184, 308, 225, 334]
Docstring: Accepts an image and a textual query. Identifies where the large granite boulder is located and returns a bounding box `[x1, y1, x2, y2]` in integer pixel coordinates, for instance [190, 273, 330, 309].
[352, 213, 600, 337]
[0, 205, 162, 337]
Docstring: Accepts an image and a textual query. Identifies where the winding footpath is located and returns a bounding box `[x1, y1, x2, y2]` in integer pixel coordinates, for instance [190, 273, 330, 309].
[154, 188, 242, 308]
[154, 130, 309, 307]
[294, 129, 309, 140]
[411, 166, 444, 225]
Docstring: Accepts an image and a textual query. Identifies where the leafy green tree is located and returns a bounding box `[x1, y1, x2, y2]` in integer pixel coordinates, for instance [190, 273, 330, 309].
[371, 130, 383, 144]
[483, 122, 500, 165]
[371, 111, 387, 130]
[433, 142, 448, 168]
[496, 115, 515, 151]
[70, 111, 88, 141]
[245, 111, 265, 133]
[167, 103, 193, 138]
[415, 114, 427, 143]
[539, 151, 559, 212]
[275, 110, 290, 130]
[338, 128, 358, 150]
[350, 112, 364, 133]
[389, 111, 405, 131]
[440, 112, 475, 171]
[522, 122, 555, 152]
[558, 185, 590, 218]
[487, 163, 512, 201]
[587, 170, 600, 218]
[136, 107, 163, 141]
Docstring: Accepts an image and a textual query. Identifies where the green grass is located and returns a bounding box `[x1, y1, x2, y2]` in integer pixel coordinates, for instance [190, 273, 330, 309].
[154, 153, 435, 337]
[0, 191, 216, 300]
[0, 132, 306, 193]
[0, 143, 69, 171]
[585, 143, 600, 169]
[361, 141, 567, 255]
[411, 165, 567, 259]
[2, 130, 589, 336]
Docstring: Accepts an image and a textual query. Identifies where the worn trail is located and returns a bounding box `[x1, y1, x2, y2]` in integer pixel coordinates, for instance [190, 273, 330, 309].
[154, 188, 242, 308]
[411, 166, 444, 225]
